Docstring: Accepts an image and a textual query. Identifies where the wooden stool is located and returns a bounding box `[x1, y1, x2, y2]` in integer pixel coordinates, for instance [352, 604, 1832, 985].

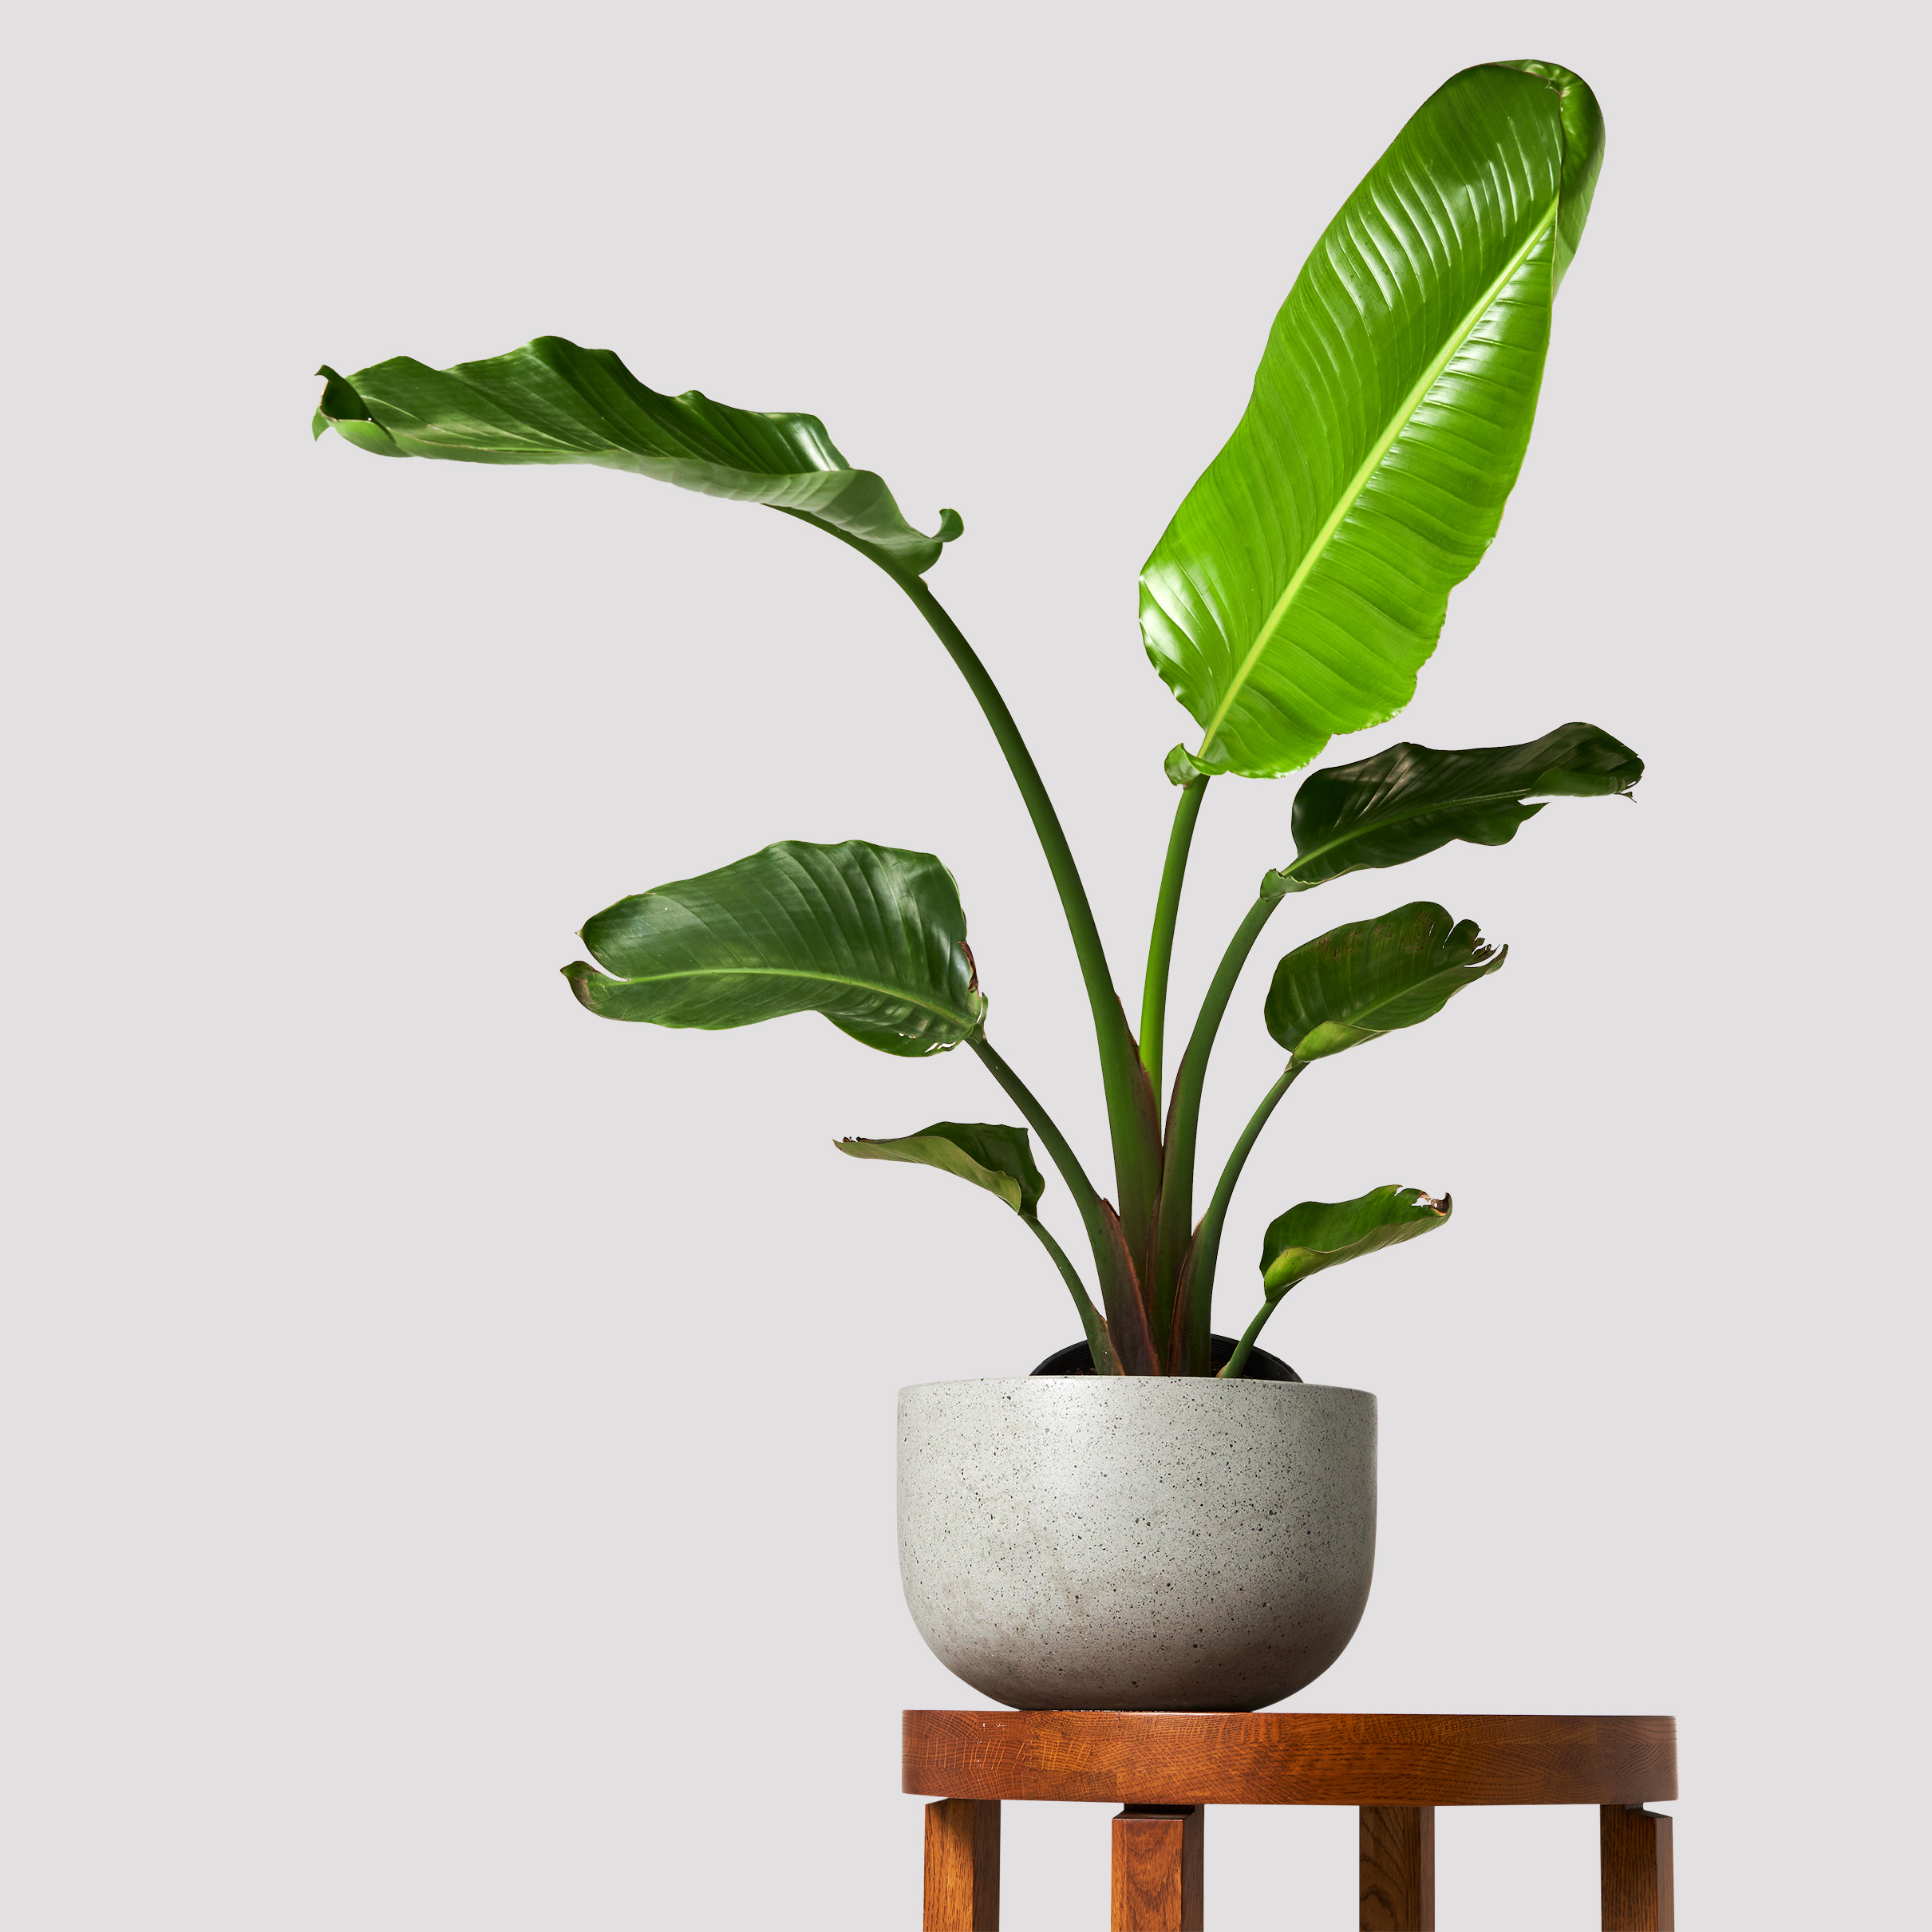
[907, 1709, 1677, 1930]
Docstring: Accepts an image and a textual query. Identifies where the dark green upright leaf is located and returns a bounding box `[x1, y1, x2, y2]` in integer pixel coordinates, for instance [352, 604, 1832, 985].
[836, 1121, 1045, 1214]
[1140, 61, 1604, 777]
[564, 840, 983, 1056]
[314, 336, 961, 575]
[1259, 1185, 1452, 1292]
[1265, 902, 1503, 1061]
[1280, 724, 1642, 890]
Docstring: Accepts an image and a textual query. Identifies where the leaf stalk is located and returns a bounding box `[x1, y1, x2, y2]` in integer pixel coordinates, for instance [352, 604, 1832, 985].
[1148, 877, 1289, 1349]
[882, 570, 1164, 1260]
[970, 1035, 1156, 1372]
[1138, 775, 1208, 1096]
[1217, 1296, 1282, 1381]
[1021, 1215, 1118, 1375]
[1180, 1058, 1305, 1372]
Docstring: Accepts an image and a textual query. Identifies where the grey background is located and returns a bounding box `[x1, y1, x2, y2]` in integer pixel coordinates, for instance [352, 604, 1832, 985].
[5, 0, 1920, 1924]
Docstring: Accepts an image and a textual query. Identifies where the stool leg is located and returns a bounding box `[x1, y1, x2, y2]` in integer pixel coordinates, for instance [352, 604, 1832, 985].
[1112, 1804, 1204, 1931]
[1600, 1805, 1674, 1930]
[924, 1798, 1000, 1930]
[1359, 1805, 1435, 1930]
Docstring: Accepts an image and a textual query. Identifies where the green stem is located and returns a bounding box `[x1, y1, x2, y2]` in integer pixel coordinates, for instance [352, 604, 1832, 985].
[969, 1037, 1102, 1215]
[971, 1036, 1158, 1373]
[1148, 874, 1291, 1345]
[1181, 1059, 1305, 1373]
[1138, 776, 1209, 1096]
[1218, 1291, 1286, 1381]
[1022, 1215, 1119, 1374]
[772, 510, 1161, 1262]
[891, 574, 1160, 1252]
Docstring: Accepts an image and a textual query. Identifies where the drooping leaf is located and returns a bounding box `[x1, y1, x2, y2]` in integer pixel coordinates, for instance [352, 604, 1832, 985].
[837, 1121, 1116, 1369]
[313, 336, 961, 575]
[563, 840, 983, 1056]
[1140, 61, 1605, 777]
[836, 1121, 1045, 1215]
[1265, 901, 1503, 1061]
[1280, 723, 1642, 889]
[1260, 1185, 1452, 1293]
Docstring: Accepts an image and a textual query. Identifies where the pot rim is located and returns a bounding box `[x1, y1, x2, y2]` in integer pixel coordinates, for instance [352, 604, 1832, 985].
[899, 1375, 1375, 1399]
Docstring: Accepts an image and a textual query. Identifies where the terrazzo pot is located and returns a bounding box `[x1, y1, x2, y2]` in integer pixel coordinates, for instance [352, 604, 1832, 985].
[897, 1377, 1376, 1712]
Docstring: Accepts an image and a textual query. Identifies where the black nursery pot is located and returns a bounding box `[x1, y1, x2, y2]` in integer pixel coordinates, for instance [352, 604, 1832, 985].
[1030, 1335, 1302, 1381]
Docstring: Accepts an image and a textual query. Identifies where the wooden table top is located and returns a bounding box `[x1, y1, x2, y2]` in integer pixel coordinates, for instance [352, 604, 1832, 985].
[904, 1710, 1677, 1808]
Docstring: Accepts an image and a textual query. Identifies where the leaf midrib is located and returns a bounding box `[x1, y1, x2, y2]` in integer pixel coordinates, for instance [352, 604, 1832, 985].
[1197, 202, 1560, 761]
[1265, 1212, 1438, 1290]
[396, 425, 845, 485]
[1284, 783, 1551, 877]
[591, 959, 980, 1030]
[364, 379, 838, 479]
[1298, 954, 1491, 1039]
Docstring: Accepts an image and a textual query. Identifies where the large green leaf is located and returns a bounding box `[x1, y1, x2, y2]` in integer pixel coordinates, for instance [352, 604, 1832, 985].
[563, 840, 983, 1056]
[1140, 61, 1605, 778]
[313, 336, 961, 575]
[1280, 723, 1642, 890]
[1260, 1185, 1452, 1292]
[835, 1121, 1045, 1214]
[1265, 901, 1503, 1061]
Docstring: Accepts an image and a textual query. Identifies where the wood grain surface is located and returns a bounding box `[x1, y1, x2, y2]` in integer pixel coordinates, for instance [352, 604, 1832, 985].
[1111, 1806, 1203, 1931]
[1600, 1804, 1674, 1930]
[923, 1797, 1000, 1930]
[904, 1712, 1677, 1807]
[1359, 1804, 1434, 1929]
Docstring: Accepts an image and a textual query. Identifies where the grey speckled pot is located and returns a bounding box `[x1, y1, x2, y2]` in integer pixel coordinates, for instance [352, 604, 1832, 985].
[898, 1377, 1375, 1712]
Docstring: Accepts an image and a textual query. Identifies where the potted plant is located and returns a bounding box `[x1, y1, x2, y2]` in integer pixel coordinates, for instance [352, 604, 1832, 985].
[312, 58, 1634, 1712]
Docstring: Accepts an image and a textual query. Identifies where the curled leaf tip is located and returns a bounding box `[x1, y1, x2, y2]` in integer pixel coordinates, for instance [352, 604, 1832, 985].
[1164, 744, 1215, 787]
[313, 365, 369, 421]
[1497, 57, 1588, 93]
[936, 508, 965, 543]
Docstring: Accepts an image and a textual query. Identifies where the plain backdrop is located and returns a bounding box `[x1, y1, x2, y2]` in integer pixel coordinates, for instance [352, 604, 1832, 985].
[4, 1, 1923, 1925]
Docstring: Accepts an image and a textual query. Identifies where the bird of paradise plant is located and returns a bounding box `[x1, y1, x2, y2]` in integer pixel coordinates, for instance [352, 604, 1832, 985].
[312, 58, 1638, 1377]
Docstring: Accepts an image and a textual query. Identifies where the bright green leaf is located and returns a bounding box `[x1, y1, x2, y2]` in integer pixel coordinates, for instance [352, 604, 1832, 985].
[1265, 901, 1503, 1061]
[313, 336, 961, 575]
[1140, 61, 1604, 777]
[1164, 744, 1218, 787]
[836, 1121, 1045, 1215]
[1280, 723, 1642, 890]
[563, 840, 984, 1056]
[1260, 1184, 1452, 1294]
